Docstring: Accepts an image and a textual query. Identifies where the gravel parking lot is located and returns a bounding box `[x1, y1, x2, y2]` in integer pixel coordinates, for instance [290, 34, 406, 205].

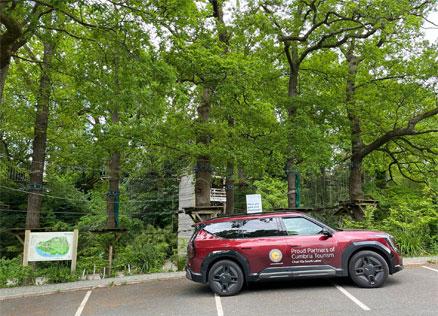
[1, 265, 437, 316]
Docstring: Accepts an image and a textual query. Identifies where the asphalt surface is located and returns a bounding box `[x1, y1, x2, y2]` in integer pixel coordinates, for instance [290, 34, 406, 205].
[1, 263, 437, 316]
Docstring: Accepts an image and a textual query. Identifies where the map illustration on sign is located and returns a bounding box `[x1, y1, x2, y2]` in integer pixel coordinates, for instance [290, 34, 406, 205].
[28, 232, 74, 262]
[36, 236, 70, 258]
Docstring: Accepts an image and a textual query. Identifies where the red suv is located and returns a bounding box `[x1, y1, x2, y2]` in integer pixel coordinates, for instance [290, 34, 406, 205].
[186, 211, 403, 296]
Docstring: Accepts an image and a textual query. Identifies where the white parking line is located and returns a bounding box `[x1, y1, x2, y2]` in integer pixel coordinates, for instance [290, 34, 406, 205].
[422, 266, 438, 272]
[215, 294, 224, 316]
[75, 290, 92, 316]
[332, 283, 371, 311]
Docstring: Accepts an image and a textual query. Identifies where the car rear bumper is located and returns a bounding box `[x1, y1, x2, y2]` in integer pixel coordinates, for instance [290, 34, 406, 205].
[186, 265, 204, 283]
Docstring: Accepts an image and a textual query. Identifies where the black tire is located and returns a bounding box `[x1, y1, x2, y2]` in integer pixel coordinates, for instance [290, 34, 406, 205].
[348, 250, 389, 288]
[208, 260, 244, 296]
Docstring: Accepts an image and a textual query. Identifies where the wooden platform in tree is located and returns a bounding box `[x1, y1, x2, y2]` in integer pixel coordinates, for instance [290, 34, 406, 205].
[183, 206, 225, 223]
[335, 200, 379, 216]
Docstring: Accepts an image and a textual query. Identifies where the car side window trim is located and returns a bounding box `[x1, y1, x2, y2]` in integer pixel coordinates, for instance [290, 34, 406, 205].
[203, 220, 242, 239]
[238, 217, 286, 238]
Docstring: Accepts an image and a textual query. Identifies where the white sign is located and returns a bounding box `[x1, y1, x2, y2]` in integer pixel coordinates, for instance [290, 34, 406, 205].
[246, 194, 262, 213]
[27, 232, 74, 262]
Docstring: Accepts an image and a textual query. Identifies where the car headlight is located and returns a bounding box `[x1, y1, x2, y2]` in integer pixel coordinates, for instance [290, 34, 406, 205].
[374, 234, 399, 252]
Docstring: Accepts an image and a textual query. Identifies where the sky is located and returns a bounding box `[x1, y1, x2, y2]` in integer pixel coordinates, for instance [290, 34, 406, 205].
[424, 10, 438, 43]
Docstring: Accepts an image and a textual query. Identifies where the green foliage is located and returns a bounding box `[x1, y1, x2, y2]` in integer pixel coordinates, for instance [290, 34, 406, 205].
[113, 225, 174, 273]
[35, 262, 78, 283]
[310, 210, 346, 231]
[254, 176, 288, 211]
[170, 254, 187, 272]
[1, 0, 437, 288]
[76, 256, 107, 274]
[344, 207, 378, 231]
[115, 243, 165, 273]
[344, 201, 438, 256]
[170, 238, 188, 272]
[0, 258, 33, 288]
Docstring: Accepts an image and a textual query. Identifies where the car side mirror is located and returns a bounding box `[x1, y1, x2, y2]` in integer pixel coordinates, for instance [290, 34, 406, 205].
[321, 228, 332, 238]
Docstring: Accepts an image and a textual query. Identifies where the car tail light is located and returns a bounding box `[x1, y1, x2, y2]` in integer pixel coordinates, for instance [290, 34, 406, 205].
[187, 226, 200, 258]
[187, 243, 195, 258]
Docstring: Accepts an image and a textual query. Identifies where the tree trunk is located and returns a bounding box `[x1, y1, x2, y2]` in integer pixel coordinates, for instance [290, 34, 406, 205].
[225, 116, 235, 214]
[286, 43, 300, 209]
[106, 150, 120, 229]
[106, 57, 121, 229]
[194, 1, 229, 208]
[287, 160, 297, 209]
[0, 63, 9, 104]
[195, 88, 212, 207]
[225, 161, 234, 214]
[349, 158, 364, 200]
[26, 42, 53, 229]
[345, 43, 365, 221]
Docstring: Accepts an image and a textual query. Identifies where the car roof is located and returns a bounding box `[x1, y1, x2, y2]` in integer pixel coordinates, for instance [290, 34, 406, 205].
[196, 211, 304, 225]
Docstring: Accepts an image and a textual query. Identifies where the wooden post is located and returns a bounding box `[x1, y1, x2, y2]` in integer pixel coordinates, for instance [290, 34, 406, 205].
[71, 229, 79, 274]
[22, 230, 30, 267]
[108, 245, 113, 277]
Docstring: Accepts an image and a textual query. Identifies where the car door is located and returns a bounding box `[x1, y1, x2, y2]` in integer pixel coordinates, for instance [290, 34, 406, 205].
[281, 216, 341, 269]
[234, 217, 289, 274]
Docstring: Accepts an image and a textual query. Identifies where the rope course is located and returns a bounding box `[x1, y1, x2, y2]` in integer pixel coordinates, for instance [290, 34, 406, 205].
[0, 185, 177, 204]
[0, 209, 182, 216]
[0, 159, 182, 177]
[300, 169, 350, 208]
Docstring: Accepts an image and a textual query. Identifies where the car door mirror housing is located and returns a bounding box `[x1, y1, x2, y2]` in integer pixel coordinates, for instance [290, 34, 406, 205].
[322, 228, 333, 238]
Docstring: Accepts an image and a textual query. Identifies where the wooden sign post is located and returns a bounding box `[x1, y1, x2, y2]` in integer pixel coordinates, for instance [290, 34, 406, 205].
[22, 229, 79, 274]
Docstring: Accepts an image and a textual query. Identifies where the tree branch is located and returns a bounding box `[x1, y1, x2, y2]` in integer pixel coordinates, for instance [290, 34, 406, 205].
[32, 0, 105, 29]
[0, 12, 22, 68]
[357, 107, 438, 159]
[378, 146, 429, 185]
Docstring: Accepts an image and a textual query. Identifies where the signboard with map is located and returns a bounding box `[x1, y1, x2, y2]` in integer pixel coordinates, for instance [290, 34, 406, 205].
[27, 232, 75, 262]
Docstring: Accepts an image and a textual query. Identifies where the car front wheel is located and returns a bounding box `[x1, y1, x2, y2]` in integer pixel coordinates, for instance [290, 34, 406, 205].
[349, 250, 389, 288]
[208, 260, 244, 296]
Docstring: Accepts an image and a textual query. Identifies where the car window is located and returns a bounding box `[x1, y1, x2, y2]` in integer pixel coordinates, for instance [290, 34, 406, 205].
[240, 218, 284, 238]
[203, 221, 241, 239]
[282, 217, 323, 236]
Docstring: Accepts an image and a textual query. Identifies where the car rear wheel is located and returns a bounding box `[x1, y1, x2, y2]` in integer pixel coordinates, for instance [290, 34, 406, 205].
[208, 260, 244, 296]
[349, 250, 389, 288]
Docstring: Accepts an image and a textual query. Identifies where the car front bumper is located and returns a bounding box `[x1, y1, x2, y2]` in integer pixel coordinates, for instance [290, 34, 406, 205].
[393, 264, 404, 273]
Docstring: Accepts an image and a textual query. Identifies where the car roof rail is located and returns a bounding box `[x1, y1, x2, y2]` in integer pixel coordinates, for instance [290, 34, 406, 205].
[201, 209, 307, 222]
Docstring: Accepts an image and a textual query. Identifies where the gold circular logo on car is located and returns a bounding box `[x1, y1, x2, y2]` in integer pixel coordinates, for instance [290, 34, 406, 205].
[269, 249, 283, 262]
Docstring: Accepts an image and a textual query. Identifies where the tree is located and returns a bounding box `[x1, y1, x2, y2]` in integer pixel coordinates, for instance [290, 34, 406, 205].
[0, 0, 109, 104]
[342, 38, 437, 220]
[25, 37, 54, 229]
[255, 0, 434, 208]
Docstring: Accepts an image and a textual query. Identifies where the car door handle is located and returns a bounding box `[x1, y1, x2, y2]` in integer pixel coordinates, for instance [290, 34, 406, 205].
[240, 247, 252, 250]
[290, 245, 302, 248]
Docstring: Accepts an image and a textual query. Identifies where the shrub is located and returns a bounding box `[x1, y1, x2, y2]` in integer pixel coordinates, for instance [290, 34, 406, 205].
[114, 243, 166, 273]
[113, 226, 170, 273]
[0, 257, 33, 288]
[36, 262, 78, 283]
[380, 204, 437, 256]
[344, 202, 438, 257]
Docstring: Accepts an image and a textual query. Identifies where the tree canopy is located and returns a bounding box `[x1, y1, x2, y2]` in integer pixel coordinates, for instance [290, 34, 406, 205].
[1, 0, 437, 243]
